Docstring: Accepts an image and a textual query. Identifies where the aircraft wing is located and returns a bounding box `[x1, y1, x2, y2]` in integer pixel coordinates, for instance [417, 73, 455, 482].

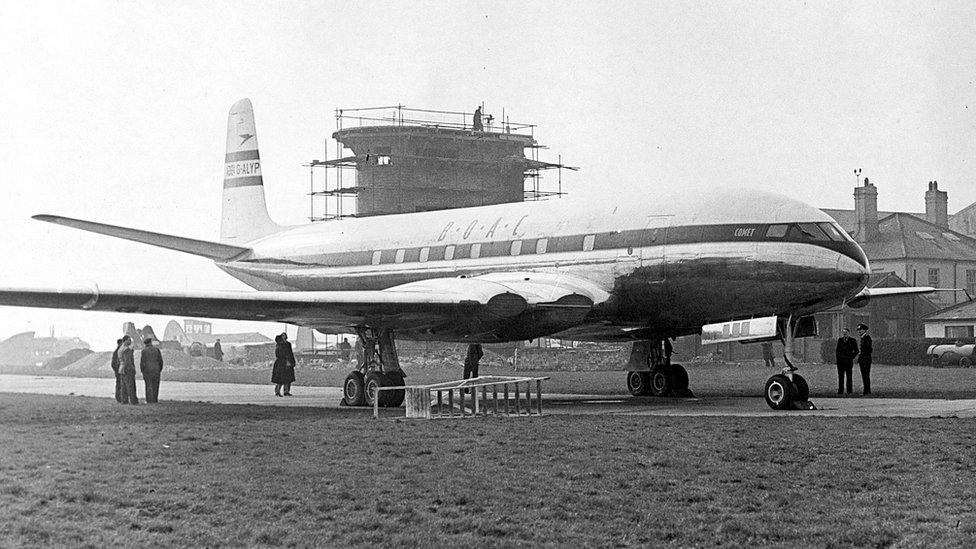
[0, 273, 603, 339]
[846, 286, 935, 308]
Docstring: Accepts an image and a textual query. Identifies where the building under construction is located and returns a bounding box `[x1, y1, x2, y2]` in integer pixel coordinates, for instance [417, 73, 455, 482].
[306, 105, 573, 220]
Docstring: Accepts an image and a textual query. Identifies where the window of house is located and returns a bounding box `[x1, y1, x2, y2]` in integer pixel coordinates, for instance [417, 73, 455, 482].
[395, 249, 405, 263]
[583, 235, 595, 251]
[967, 269, 976, 296]
[419, 247, 430, 262]
[377, 155, 391, 165]
[916, 231, 935, 240]
[371, 251, 382, 265]
[510, 240, 522, 256]
[943, 233, 961, 242]
[945, 325, 975, 339]
[928, 268, 940, 287]
[766, 224, 788, 238]
[470, 243, 481, 259]
[444, 245, 455, 260]
[536, 238, 548, 254]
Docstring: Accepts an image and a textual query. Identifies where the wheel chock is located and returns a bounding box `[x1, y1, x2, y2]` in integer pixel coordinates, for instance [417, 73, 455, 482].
[793, 399, 817, 410]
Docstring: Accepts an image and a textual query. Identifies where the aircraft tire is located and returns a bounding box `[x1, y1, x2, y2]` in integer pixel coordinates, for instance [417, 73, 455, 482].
[764, 374, 796, 410]
[961, 357, 972, 368]
[626, 371, 651, 396]
[343, 371, 366, 407]
[364, 372, 383, 407]
[649, 369, 670, 397]
[383, 371, 406, 407]
[668, 364, 689, 395]
[791, 374, 809, 401]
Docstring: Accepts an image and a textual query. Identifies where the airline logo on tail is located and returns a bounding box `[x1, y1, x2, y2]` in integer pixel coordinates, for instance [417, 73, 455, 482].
[224, 102, 263, 189]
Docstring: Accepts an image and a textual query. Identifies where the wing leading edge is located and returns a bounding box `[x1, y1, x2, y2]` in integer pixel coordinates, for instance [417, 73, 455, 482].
[0, 274, 600, 339]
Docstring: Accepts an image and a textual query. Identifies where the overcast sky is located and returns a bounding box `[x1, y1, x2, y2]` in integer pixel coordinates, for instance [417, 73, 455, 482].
[2, 1, 975, 350]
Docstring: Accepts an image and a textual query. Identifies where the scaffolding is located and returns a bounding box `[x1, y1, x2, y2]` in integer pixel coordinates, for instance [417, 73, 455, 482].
[305, 105, 574, 222]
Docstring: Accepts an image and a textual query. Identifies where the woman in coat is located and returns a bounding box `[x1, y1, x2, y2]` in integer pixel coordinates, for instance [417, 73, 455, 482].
[271, 333, 296, 396]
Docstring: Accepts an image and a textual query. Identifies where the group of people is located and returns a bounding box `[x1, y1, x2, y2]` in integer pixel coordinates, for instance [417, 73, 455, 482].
[110, 335, 164, 405]
[836, 323, 872, 396]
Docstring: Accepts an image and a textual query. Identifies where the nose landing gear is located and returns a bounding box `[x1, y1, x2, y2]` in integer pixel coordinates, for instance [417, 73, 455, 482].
[763, 316, 816, 410]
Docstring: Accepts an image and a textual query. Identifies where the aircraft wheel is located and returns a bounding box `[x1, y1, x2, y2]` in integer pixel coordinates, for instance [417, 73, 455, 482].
[668, 364, 689, 395]
[649, 369, 670, 397]
[791, 374, 809, 401]
[961, 357, 972, 368]
[343, 371, 366, 407]
[764, 374, 796, 410]
[626, 371, 651, 396]
[383, 371, 406, 407]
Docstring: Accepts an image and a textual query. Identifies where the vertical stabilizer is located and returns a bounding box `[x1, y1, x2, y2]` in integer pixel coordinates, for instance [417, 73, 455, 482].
[221, 98, 282, 244]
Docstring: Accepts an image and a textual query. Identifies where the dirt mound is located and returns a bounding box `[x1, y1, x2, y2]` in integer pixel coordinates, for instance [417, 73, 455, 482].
[63, 351, 114, 371]
[42, 348, 94, 370]
[60, 348, 227, 371]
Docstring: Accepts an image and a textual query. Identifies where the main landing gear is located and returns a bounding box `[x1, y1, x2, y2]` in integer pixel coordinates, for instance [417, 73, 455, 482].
[625, 338, 693, 398]
[763, 316, 816, 410]
[341, 327, 406, 408]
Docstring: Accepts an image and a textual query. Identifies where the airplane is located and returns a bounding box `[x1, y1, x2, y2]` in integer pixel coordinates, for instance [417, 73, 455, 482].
[0, 98, 933, 410]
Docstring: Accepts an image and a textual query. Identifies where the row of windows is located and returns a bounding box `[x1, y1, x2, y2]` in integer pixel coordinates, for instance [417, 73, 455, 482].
[921, 268, 976, 292]
[371, 236, 573, 265]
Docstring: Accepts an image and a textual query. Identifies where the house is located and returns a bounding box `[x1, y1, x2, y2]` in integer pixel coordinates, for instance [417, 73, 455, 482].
[922, 300, 976, 339]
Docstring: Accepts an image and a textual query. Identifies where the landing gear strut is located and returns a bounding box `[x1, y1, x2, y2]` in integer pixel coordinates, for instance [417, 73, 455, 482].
[763, 316, 815, 410]
[626, 338, 693, 398]
[341, 327, 405, 408]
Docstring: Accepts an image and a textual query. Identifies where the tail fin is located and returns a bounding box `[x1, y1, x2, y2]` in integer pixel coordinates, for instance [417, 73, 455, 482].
[221, 98, 282, 244]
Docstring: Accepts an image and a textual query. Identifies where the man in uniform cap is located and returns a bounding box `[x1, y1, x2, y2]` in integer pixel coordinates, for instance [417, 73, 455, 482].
[856, 324, 872, 395]
[139, 338, 164, 403]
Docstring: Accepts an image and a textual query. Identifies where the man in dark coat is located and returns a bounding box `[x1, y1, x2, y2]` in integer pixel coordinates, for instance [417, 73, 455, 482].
[856, 323, 873, 395]
[472, 106, 483, 131]
[271, 333, 297, 396]
[111, 338, 124, 403]
[213, 339, 223, 362]
[835, 328, 858, 395]
[463, 343, 483, 380]
[140, 338, 164, 404]
[338, 338, 352, 361]
[118, 336, 139, 404]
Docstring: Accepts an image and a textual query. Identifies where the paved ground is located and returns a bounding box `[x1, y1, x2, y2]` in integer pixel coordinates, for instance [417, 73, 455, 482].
[2, 374, 976, 417]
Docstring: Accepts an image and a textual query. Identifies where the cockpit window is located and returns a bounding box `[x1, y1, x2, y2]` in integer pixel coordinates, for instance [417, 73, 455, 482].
[766, 224, 788, 238]
[795, 223, 829, 241]
[817, 222, 845, 241]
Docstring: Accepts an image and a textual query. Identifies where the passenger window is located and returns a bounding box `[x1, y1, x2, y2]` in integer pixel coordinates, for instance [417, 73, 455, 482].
[419, 247, 430, 262]
[510, 240, 522, 256]
[371, 251, 382, 265]
[766, 224, 788, 238]
[583, 235, 595, 252]
[470, 243, 481, 259]
[536, 238, 548, 254]
[395, 249, 405, 263]
[444, 245, 455, 260]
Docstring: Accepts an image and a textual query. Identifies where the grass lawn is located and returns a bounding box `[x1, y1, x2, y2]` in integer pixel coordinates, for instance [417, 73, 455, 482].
[0, 394, 974, 547]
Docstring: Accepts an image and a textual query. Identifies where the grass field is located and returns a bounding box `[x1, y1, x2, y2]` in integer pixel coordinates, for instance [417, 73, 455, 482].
[1, 393, 975, 547]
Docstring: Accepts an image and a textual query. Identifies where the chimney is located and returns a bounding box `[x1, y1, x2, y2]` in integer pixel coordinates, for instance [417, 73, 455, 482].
[924, 180, 948, 229]
[853, 177, 879, 242]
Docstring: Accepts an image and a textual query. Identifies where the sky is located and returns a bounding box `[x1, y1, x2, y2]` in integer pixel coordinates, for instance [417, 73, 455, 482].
[1, 1, 975, 350]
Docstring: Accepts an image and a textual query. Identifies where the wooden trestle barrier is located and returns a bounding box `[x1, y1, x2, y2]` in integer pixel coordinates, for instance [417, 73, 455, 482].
[373, 376, 550, 419]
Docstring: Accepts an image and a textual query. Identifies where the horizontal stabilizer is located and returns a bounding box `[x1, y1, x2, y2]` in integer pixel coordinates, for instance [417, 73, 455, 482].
[846, 286, 935, 308]
[33, 215, 250, 261]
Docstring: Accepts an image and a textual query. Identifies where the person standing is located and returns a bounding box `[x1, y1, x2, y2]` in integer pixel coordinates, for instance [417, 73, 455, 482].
[111, 338, 124, 403]
[472, 106, 483, 131]
[139, 338, 164, 404]
[463, 343, 483, 380]
[119, 336, 139, 405]
[761, 342, 776, 368]
[856, 323, 873, 395]
[271, 333, 296, 397]
[835, 328, 858, 395]
[338, 337, 352, 361]
[213, 339, 223, 362]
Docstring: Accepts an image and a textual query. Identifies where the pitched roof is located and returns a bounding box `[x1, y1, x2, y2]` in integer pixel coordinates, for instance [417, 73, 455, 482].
[923, 299, 976, 321]
[821, 208, 923, 234]
[857, 213, 976, 261]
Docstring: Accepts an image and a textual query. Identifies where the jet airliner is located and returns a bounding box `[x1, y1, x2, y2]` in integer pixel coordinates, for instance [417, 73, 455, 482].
[0, 99, 929, 410]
